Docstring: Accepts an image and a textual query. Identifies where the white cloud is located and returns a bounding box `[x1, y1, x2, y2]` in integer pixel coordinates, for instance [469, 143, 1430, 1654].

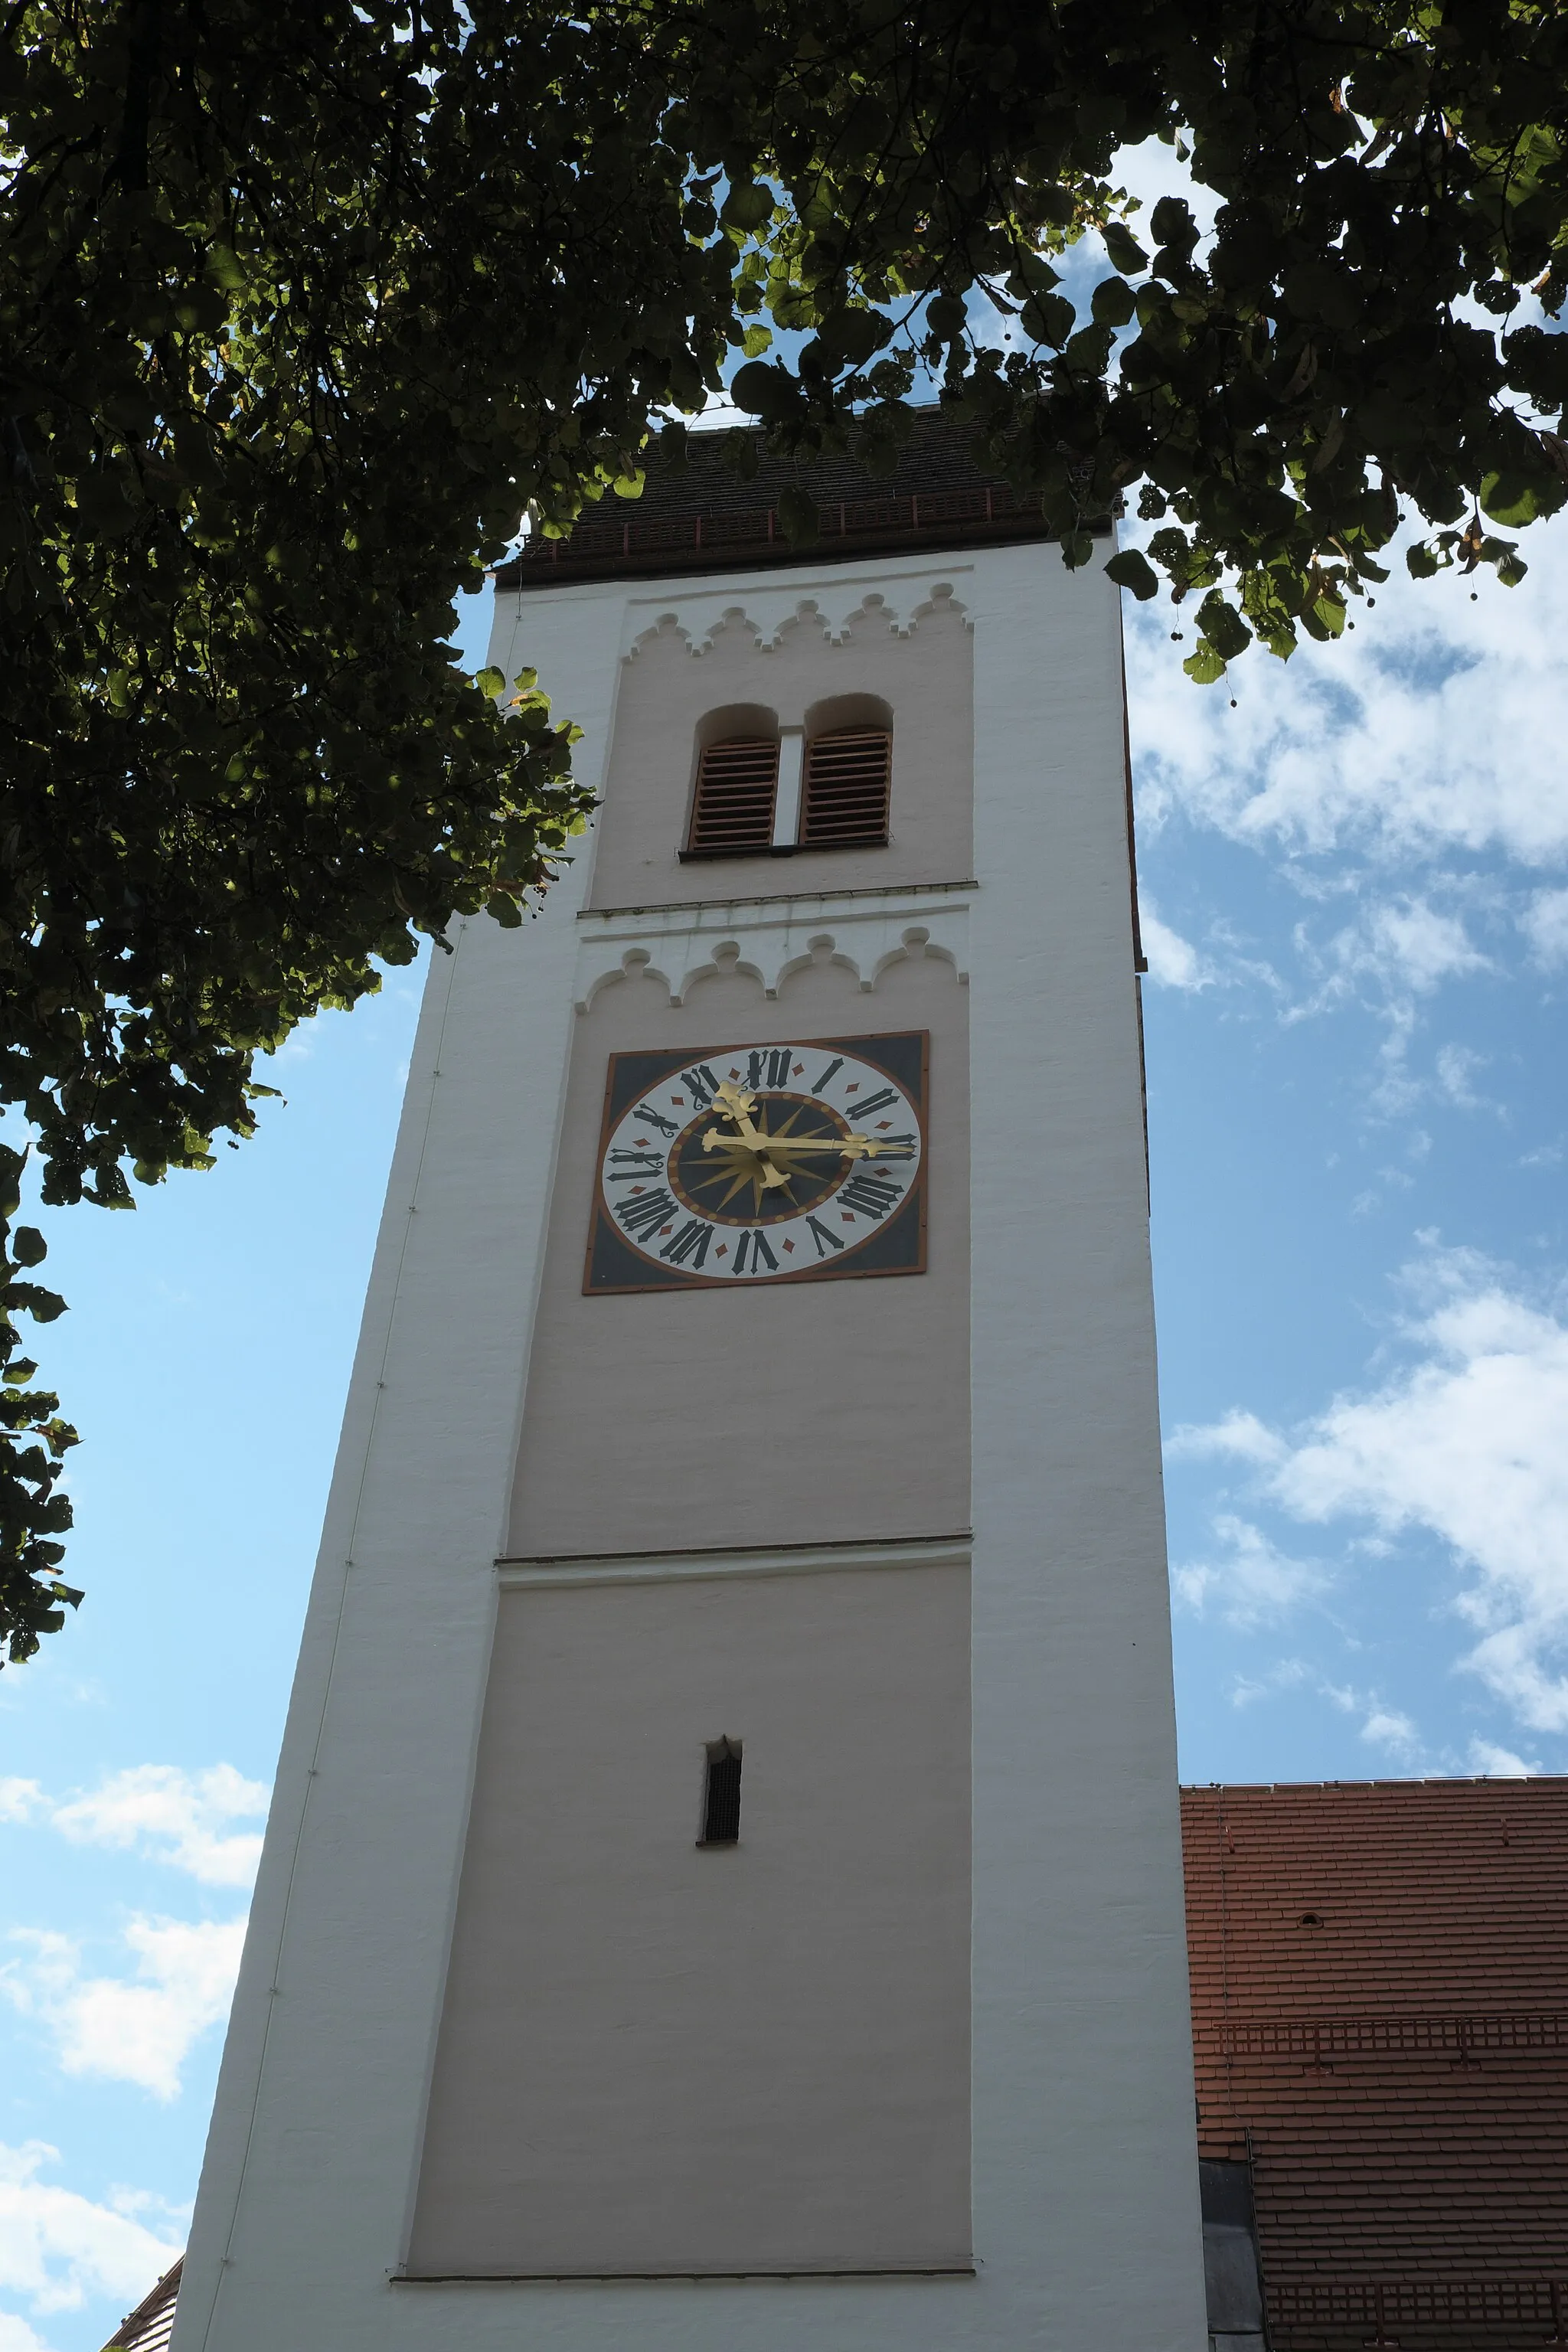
[2, 1916, 246, 2101]
[1435, 1043, 1488, 1107]
[51, 1765, 267, 1890]
[1178, 1250, 1568, 1731]
[1521, 887, 1568, 967]
[1128, 518, 1568, 868]
[1139, 903, 1210, 989]
[0, 2311, 56, 2352]
[1172, 1514, 1329, 1627]
[1361, 1705, 1421, 1759]
[1350, 900, 1489, 995]
[0, 2141, 180, 2318]
[0, 1785, 41, 1827]
[1468, 1738, 1540, 1775]
[1166, 1408, 1286, 1467]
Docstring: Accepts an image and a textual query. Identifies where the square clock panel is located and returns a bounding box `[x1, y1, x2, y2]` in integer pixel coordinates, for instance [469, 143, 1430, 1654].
[583, 1031, 929, 1294]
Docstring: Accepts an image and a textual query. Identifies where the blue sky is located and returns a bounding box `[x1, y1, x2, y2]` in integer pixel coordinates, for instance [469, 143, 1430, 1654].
[2, 509, 1566, 2348]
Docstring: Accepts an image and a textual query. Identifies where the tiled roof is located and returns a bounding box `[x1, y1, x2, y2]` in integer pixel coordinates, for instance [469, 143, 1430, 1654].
[1182, 1779, 1568, 2352]
[101, 2257, 181, 2350]
[493, 407, 1092, 591]
[108, 1782, 1568, 2352]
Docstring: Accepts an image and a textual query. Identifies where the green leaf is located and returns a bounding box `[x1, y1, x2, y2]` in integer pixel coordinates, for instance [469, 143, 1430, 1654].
[1194, 590, 1253, 661]
[730, 361, 796, 423]
[1020, 292, 1075, 347]
[1090, 276, 1136, 328]
[1105, 549, 1161, 599]
[818, 307, 886, 365]
[720, 181, 775, 232]
[205, 243, 248, 292]
[475, 667, 506, 698]
[9, 1230, 46, 1269]
[1479, 472, 1540, 527]
[1102, 220, 1150, 276]
[5, 1284, 66, 1325]
[777, 485, 819, 544]
[1183, 640, 1229, 684]
[1149, 196, 1198, 255]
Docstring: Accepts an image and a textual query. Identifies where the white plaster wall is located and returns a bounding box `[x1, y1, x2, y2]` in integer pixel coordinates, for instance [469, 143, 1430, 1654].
[175, 537, 1204, 2352]
[506, 946, 969, 1557]
[965, 543, 1207, 2350]
[410, 1557, 972, 2275]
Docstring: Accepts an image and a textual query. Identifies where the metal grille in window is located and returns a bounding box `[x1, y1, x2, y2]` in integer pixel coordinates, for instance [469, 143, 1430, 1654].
[800, 727, 892, 847]
[700, 1738, 743, 1845]
[687, 738, 779, 856]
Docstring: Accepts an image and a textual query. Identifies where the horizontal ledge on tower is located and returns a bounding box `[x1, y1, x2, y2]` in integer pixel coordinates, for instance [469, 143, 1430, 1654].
[578, 877, 979, 920]
[390, 2265, 978, 2284]
[496, 1532, 972, 1591]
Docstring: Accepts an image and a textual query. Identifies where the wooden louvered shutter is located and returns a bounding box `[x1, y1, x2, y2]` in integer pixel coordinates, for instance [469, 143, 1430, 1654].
[800, 728, 892, 847]
[685, 737, 779, 855]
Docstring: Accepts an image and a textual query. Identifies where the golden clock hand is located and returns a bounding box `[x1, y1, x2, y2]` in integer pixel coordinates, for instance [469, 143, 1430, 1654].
[723, 1129, 888, 1162]
[706, 1080, 767, 1151]
[700, 1129, 797, 1196]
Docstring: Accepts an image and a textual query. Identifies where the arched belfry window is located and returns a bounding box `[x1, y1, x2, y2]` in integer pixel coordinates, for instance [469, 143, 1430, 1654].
[681, 696, 893, 859]
[801, 725, 893, 848]
[698, 1737, 743, 1846]
[686, 733, 779, 858]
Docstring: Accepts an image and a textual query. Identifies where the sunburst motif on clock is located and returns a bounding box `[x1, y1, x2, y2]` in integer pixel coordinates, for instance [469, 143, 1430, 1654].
[583, 1032, 929, 1292]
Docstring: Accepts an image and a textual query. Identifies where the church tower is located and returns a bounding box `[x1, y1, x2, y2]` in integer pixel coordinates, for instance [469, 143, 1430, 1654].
[174, 416, 1208, 2351]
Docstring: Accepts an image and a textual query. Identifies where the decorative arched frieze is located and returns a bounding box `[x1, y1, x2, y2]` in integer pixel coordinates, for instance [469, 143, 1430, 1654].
[678, 939, 769, 1005]
[623, 611, 695, 665]
[774, 931, 867, 997]
[908, 582, 972, 635]
[573, 887, 973, 1013]
[871, 924, 962, 989]
[578, 946, 675, 1015]
[619, 569, 974, 666]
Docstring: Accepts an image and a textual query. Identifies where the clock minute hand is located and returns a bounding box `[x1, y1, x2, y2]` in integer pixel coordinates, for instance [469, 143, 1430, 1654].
[733, 1129, 890, 1162]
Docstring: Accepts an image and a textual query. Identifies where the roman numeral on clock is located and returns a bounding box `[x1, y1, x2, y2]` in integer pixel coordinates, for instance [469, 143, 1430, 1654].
[838, 1171, 903, 1219]
[733, 1228, 779, 1275]
[607, 1150, 664, 1178]
[632, 1104, 678, 1139]
[746, 1047, 795, 1090]
[659, 1218, 714, 1269]
[847, 1086, 902, 1122]
[678, 1063, 721, 1111]
[616, 1187, 679, 1240]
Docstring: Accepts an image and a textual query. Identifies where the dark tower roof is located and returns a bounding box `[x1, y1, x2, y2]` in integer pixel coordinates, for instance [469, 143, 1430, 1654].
[495, 407, 1087, 592]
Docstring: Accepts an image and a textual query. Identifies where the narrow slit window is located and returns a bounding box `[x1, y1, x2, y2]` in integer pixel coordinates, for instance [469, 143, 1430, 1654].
[686, 738, 779, 857]
[800, 727, 892, 848]
[699, 1738, 743, 1845]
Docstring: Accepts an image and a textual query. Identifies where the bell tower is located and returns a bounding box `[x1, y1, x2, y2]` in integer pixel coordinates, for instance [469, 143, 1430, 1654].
[174, 415, 1208, 2350]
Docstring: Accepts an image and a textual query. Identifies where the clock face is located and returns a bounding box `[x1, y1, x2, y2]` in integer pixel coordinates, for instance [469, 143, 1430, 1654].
[584, 1033, 928, 1292]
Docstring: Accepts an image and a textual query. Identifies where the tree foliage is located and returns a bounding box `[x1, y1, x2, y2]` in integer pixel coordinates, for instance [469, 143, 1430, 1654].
[3, 0, 1564, 1657]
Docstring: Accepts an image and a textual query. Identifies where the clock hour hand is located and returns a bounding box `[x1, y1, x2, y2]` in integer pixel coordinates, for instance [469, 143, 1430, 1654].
[704, 1082, 898, 1184]
[704, 1080, 768, 1152]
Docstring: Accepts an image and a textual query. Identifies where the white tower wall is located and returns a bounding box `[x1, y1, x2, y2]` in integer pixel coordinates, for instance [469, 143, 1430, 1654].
[172, 536, 1207, 2352]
